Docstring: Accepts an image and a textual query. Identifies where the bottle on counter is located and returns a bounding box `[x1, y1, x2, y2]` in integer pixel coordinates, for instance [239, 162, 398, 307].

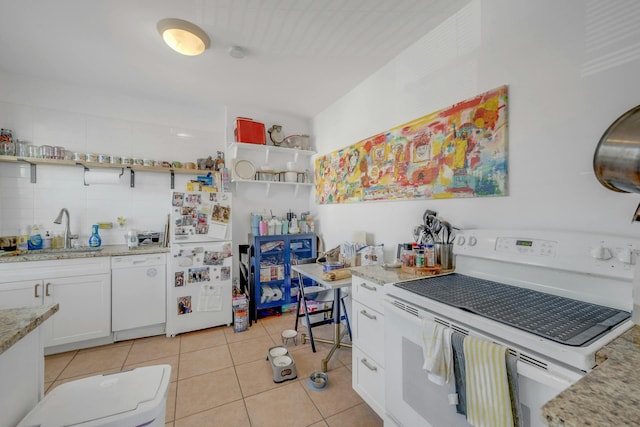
[425, 243, 435, 267]
[17, 226, 29, 251]
[43, 231, 52, 249]
[52, 233, 64, 249]
[28, 224, 43, 250]
[88, 224, 102, 248]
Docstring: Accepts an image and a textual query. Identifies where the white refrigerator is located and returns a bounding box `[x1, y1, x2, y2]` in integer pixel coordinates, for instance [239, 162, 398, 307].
[166, 190, 233, 337]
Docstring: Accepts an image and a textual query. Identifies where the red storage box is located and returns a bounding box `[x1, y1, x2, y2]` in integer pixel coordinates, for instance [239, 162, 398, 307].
[235, 117, 266, 145]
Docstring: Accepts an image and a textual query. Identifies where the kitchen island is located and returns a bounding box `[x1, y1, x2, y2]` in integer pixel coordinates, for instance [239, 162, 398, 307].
[542, 325, 640, 426]
[0, 304, 59, 426]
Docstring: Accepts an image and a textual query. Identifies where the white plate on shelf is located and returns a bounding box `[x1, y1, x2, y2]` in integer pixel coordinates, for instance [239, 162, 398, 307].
[234, 159, 256, 180]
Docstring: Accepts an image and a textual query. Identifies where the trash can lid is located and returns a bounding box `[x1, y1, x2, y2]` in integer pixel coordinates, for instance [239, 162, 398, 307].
[18, 364, 171, 427]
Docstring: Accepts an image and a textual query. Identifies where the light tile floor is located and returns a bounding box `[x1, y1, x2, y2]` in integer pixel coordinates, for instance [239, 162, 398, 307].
[44, 311, 383, 427]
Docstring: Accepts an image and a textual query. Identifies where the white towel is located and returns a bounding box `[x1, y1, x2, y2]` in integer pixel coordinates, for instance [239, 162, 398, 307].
[464, 335, 514, 427]
[421, 317, 453, 385]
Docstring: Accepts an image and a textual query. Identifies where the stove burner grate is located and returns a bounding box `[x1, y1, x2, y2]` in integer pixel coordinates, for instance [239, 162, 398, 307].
[395, 273, 629, 346]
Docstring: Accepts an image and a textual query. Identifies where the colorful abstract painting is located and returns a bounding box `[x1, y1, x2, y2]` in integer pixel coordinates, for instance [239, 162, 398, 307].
[314, 86, 508, 204]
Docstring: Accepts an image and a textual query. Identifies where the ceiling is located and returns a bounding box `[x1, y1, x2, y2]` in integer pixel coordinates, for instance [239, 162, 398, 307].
[0, 0, 468, 118]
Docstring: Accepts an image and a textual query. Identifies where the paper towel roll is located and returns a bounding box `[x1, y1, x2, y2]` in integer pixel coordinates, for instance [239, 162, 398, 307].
[84, 169, 122, 185]
[271, 287, 283, 301]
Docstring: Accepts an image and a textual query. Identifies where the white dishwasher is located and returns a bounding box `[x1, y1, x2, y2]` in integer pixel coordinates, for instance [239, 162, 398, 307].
[111, 253, 167, 341]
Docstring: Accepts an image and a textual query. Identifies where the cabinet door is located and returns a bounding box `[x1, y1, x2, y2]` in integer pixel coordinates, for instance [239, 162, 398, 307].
[353, 300, 385, 365]
[44, 274, 111, 347]
[352, 346, 385, 419]
[253, 237, 286, 310]
[0, 280, 43, 309]
[287, 234, 317, 302]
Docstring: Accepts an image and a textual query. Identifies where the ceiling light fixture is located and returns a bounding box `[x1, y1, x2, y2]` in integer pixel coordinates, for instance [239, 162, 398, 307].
[157, 18, 210, 56]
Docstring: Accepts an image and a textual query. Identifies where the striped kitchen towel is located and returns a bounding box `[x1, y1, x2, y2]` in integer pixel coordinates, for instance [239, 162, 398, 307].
[421, 317, 453, 385]
[463, 335, 514, 427]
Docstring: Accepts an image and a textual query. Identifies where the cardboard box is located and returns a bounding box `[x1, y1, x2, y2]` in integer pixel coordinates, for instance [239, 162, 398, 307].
[235, 117, 266, 145]
[260, 265, 284, 282]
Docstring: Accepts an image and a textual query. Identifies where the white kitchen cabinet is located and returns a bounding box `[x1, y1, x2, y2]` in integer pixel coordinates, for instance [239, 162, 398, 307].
[0, 280, 43, 309]
[351, 274, 386, 418]
[0, 257, 111, 349]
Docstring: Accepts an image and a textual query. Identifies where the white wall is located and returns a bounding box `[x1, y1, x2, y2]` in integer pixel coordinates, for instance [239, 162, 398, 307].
[312, 0, 640, 262]
[0, 72, 313, 281]
[0, 71, 227, 244]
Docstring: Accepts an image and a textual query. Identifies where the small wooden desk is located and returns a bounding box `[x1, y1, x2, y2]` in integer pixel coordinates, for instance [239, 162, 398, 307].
[291, 263, 352, 372]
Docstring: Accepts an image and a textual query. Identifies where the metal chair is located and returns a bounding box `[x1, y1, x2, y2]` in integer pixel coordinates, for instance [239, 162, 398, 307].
[293, 258, 351, 352]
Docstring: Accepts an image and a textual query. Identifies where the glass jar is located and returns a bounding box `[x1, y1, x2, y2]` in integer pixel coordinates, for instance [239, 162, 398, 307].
[0, 128, 14, 155]
[15, 139, 29, 157]
[27, 144, 39, 158]
[39, 145, 54, 159]
[401, 247, 415, 267]
[53, 146, 66, 160]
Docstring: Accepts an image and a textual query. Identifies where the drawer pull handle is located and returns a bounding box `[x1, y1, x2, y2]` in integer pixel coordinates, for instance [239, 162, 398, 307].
[34, 284, 40, 298]
[45, 282, 51, 297]
[361, 358, 378, 372]
[359, 283, 377, 291]
[360, 309, 377, 320]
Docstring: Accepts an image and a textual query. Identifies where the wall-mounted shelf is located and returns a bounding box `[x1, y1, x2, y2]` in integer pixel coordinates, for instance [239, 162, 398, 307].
[0, 155, 212, 188]
[226, 142, 315, 197]
[227, 142, 316, 165]
[233, 179, 313, 197]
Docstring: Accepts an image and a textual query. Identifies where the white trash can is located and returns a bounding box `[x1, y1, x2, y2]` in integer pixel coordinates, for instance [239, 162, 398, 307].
[18, 364, 171, 427]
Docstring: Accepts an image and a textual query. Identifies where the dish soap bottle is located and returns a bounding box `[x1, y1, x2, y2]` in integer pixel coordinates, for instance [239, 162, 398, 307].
[88, 224, 102, 248]
[28, 224, 43, 250]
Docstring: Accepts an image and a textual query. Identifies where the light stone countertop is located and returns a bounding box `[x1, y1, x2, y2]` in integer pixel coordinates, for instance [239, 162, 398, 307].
[350, 265, 640, 426]
[349, 264, 451, 285]
[542, 325, 640, 426]
[0, 304, 59, 355]
[0, 244, 169, 263]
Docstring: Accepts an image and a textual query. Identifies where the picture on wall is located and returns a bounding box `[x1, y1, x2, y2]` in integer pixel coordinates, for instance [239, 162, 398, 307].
[314, 85, 508, 204]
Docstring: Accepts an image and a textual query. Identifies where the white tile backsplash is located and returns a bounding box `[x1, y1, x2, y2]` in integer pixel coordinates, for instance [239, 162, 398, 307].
[0, 102, 225, 238]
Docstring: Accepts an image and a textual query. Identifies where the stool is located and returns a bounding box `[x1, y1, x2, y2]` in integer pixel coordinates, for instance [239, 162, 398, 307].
[281, 329, 298, 346]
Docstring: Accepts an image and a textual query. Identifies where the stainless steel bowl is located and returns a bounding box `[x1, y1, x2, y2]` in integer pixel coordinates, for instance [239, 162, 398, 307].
[594, 105, 640, 193]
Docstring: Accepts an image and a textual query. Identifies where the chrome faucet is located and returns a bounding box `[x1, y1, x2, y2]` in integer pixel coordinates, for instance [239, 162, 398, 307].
[53, 208, 77, 249]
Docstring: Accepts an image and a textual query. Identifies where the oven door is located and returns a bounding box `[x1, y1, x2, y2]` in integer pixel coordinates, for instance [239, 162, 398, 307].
[383, 299, 582, 427]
